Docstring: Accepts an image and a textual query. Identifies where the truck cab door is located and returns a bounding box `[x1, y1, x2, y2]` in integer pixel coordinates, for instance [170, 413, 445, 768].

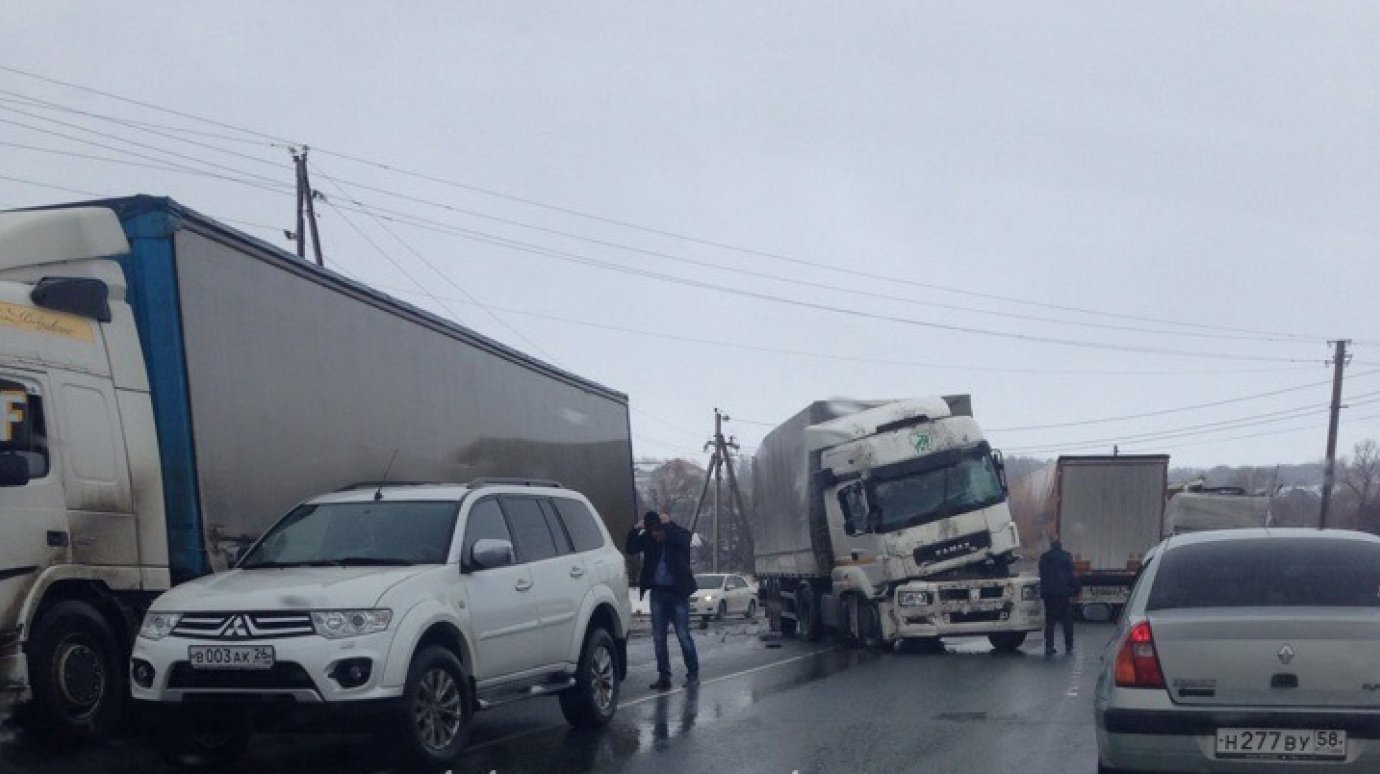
[0, 372, 66, 629]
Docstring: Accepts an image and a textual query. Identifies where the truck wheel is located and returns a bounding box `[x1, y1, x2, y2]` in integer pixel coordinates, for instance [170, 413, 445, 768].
[988, 632, 1028, 653]
[796, 583, 822, 642]
[559, 627, 620, 730]
[150, 725, 252, 771]
[745, 600, 757, 620]
[858, 601, 887, 652]
[24, 599, 125, 744]
[391, 646, 473, 768]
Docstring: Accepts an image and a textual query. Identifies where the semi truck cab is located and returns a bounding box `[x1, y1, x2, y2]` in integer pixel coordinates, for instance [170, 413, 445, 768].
[0, 207, 167, 738]
[805, 397, 1041, 647]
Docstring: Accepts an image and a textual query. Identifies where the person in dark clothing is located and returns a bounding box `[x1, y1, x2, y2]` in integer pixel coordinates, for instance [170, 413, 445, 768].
[626, 511, 700, 688]
[1038, 539, 1080, 655]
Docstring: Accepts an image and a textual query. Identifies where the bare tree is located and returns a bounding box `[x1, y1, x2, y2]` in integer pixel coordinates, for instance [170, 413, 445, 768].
[1340, 439, 1380, 533]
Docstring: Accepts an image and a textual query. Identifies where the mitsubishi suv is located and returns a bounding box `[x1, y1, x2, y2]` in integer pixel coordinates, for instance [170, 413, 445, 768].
[130, 479, 632, 769]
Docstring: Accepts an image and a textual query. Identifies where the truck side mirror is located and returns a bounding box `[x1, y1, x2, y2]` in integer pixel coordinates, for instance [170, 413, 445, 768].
[467, 539, 515, 572]
[0, 454, 30, 487]
[992, 449, 1008, 492]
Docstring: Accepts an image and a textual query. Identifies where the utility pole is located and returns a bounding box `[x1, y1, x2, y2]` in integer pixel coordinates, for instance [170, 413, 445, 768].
[1320, 339, 1351, 529]
[290, 147, 325, 267]
[688, 409, 750, 573]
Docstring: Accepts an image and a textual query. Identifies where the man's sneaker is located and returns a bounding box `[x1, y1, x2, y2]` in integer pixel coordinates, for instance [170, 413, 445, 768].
[1044, 647, 1056, 656]
[649, 677, 672, 690]
[683, 674, 699, 688]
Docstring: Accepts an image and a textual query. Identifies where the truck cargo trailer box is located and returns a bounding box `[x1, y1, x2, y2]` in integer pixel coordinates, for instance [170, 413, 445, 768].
[0, 196, 634, 736]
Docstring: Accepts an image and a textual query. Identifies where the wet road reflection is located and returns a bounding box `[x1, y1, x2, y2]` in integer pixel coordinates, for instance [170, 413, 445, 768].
[1, 622, 1102, 774]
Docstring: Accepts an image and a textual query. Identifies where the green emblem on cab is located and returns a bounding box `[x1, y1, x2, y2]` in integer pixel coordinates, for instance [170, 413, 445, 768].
[911, 431, 932, 453]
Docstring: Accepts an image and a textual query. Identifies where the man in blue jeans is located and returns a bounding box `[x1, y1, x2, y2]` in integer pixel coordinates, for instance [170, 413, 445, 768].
[627, 511, 700, 689]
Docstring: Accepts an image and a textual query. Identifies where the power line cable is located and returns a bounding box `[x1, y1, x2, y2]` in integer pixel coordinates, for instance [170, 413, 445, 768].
[0, 65, 1335, 343]
[352, 280, 1319, 378]
[1, 92, 1314, 347]
[988, 370, 1380, 432]
[1002, 394, 1380, 455]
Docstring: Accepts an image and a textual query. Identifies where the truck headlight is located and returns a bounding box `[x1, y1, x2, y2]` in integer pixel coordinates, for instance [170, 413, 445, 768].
[1021, 584, 1041, 601]
[138, 612, 182, 641]
[897, 591, 931, 607]
[311, 609, 392, 639]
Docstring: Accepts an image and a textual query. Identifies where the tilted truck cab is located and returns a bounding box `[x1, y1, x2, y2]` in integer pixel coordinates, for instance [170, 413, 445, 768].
[752, 397, 1041, 651]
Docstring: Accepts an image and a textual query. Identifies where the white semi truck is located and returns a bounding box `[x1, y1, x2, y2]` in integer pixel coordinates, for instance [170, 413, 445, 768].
[750, 397, 1041, 652]
[0, 198, 635, 741]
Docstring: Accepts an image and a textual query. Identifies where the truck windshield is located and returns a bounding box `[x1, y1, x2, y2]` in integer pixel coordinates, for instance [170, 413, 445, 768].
[240, 501, 460, 568]
[870, 450, 1004, 533]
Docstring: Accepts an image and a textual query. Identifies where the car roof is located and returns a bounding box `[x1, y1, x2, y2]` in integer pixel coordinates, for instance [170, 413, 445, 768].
[308, 482, 574, 505]
[1160, 527, 1380, 553]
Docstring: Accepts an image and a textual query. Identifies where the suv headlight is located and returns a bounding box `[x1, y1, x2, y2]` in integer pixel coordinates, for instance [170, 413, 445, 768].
[1021, 584, 1041, 601]
[138, 612, 182, 641]
[897, 590, 931, 607]
[311, 609, 392, 639]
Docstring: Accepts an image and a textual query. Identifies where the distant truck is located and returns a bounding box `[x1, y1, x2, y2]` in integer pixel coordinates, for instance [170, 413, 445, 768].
[0, 197, 634, 740]
[1008, 455, 1168, 620]
[749, 397, 1041, 652]
[1162, 491, 1271, 535]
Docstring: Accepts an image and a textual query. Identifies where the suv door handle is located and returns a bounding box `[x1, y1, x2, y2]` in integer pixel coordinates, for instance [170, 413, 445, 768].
[570, 566, 585, 578]
[514, 578, 533, 592]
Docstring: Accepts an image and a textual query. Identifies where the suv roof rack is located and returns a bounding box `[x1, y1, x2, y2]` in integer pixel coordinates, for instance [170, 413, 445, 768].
[466, 477, 564, 489]
[335, 481, 443, 492]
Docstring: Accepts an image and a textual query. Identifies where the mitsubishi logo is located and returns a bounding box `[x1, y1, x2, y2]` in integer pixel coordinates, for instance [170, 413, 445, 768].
[1278, 644, 1295, 665]
[217, 615, 252, 639]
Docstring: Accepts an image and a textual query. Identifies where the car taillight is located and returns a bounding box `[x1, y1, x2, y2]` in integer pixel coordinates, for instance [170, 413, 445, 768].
[1114, 620, 1165, 689]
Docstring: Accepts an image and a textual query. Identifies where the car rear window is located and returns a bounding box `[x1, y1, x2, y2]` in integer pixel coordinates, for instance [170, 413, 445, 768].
[1147, 537, 1380, 610]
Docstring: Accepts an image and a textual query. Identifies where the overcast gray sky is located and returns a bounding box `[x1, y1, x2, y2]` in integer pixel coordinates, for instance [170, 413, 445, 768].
[3, 2, 1378, 470]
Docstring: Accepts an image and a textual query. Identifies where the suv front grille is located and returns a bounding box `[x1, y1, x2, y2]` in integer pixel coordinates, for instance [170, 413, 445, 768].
[168, 661, 316, 690]
[172, 612, 314, 640]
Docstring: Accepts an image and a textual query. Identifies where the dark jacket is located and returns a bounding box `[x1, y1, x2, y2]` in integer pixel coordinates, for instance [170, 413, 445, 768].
[1038, 546, 1081, 599]
[626, 522, 697, 598]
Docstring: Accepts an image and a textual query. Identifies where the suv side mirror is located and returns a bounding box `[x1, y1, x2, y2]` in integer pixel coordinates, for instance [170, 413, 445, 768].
[469, 539, 515, 571]
[0, 455, 30, 487]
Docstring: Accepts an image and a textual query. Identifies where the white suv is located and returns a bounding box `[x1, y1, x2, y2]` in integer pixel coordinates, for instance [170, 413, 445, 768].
[130, 480, 632, 769]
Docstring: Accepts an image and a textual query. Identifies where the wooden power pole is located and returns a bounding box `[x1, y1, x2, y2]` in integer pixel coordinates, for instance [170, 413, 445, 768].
[688, 409, 750, 572]
[1319, 339, 1350, 528]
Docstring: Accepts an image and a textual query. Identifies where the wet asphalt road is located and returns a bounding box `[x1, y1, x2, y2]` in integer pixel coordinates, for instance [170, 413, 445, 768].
[0, 620, 1109, 774]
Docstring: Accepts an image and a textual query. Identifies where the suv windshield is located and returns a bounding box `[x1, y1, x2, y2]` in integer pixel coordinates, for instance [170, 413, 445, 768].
[869, 449, 1005, 533]
[1147, 538, 1380, 610]
[694, 574, 727, 589]
[240, 500, 460, 568]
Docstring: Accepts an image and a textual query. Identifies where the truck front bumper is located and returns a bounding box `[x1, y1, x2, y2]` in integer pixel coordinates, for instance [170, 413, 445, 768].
[887, 577, 1043, 639]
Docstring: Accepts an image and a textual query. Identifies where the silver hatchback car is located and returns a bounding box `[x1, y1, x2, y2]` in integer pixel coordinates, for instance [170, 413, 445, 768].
[1095, 528, 1380, 773]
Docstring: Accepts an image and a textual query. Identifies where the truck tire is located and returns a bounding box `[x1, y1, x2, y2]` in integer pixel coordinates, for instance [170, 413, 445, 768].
[988, 632, 1028, 653]
[858, 600, 888, 652]
[796, 583, 822, 642]
[391, 646, 474, 768]
[559, 627, 619, 730]
[24, 599, 126, 744]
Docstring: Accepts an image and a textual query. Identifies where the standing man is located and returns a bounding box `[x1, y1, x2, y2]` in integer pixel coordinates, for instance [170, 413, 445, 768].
[1038, 538, 1080, 656]
[627, 511, 700, 688]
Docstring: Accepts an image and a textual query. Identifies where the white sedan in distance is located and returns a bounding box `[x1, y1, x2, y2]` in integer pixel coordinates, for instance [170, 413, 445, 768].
[691, 574, 758, 622]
